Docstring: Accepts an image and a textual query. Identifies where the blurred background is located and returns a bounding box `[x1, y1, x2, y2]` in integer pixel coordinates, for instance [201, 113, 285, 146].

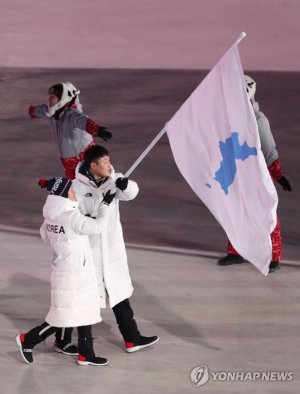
[0, 0, 299, 259]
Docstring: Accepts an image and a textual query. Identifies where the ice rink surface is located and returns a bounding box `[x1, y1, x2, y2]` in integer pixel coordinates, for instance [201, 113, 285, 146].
[1, 1, 300, 393]
[1, 227, 300, 394]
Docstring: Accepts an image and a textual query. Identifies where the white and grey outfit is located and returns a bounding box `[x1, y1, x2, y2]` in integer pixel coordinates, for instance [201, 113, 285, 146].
[29, 104, 96, 160]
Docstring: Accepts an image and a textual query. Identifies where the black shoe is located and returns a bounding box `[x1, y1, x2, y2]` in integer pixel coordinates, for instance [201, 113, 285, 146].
[125, 336, 159, 353]
[53, 339, 79, 356]
[16, 334, 33, 365]
[77, 335, 108, 366]
[217, 254, 245, 266]
[269, 261, 281, 273]
[77, 354, 109, 366]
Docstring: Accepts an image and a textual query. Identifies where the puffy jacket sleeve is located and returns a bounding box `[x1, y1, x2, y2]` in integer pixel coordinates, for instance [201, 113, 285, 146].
[70, 111, 100, 137]
[72, 178, 103, 217]
[114, 173, 139, 201]
[78, 195, 103, 217]
[256, 113, 279, 166]
[28, 104, 49, 119]
[40, 221, 49, 244]
[256, 111, 284, 181]
[70, 205, 111, 235]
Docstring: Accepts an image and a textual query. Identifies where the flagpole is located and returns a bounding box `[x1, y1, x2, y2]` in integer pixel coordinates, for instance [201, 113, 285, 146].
[236, 31, 246, 44]
[124, 126, 167, 177]
[124, 31, 247, 178]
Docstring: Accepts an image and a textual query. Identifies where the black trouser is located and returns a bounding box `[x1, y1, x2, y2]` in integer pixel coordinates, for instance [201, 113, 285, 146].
[55, 298, 141, 343]
[77, 325, 94, 356]
[23, 322, 94, 356]
[112, 298, 140, 343]
[24, 322, 57, 346]
[25, 298, 141, 346]
[55, 327, 73, 343]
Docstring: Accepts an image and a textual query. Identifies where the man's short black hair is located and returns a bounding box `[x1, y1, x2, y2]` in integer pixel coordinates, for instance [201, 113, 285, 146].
[84, 145, 109, 168]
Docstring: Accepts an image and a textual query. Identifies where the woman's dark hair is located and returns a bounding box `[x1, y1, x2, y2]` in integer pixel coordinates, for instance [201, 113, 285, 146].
[84, 145, 109, 168]
[48, 84, 63, 100]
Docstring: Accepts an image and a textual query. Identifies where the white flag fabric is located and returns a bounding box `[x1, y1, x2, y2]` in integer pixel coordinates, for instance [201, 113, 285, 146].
[166, 42, 278, 275]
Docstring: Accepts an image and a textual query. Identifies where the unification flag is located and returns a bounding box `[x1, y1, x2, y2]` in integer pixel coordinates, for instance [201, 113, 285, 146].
[166, 40, 278, 275]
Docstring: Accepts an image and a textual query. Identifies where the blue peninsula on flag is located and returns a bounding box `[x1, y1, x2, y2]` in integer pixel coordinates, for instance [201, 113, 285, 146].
[214, 132, 257, 195]
[166, 40, 278, 274]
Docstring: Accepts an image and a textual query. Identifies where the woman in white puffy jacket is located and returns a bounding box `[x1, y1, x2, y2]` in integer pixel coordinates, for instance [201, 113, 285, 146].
[16, 176, 115, 367]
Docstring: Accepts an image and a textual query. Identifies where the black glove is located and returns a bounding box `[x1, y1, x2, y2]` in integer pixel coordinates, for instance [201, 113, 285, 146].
[278, 176, 292, 192]
[97, 126, 112, 141]
[115, 177, 128, 191]
[102, 190, 116, 206]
